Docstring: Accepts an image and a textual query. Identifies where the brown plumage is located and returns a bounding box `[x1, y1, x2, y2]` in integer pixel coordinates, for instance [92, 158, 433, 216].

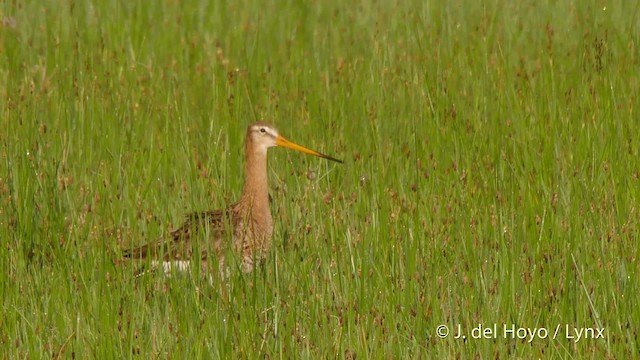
[122, 123, 342, 274]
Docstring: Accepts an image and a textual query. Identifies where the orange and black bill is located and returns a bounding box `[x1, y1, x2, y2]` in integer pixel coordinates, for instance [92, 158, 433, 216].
[276, 136, 343, 163]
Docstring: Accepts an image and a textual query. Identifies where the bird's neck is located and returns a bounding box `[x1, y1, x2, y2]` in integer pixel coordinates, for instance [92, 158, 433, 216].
[240, 143, 270, 214]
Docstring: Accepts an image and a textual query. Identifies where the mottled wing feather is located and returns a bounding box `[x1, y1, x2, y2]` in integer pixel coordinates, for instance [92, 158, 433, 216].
[122, 207, 236, 261]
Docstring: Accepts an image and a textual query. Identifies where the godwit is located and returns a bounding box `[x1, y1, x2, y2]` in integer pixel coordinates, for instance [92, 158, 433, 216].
[123, 123, 342, 275]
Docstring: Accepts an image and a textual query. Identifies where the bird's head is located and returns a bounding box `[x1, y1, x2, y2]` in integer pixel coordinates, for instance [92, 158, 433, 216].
[247, 123, 343, 163]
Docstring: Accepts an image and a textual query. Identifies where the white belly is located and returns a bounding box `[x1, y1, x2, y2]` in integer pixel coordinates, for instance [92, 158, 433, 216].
[152, 260, 191, 275]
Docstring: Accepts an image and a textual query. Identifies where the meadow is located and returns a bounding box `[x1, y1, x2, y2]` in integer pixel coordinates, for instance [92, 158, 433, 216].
[1, 0, 638, 358]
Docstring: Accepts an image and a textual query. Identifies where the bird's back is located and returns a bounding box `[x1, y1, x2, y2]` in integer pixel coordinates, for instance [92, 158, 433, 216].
[122, 207, 237, 262]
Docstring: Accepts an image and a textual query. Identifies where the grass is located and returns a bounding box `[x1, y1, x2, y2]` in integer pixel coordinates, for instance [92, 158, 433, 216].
[1, 0, 639, 357]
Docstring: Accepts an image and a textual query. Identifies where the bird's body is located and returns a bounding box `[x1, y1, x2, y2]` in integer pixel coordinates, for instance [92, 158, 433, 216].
[123, 123, 341, 274]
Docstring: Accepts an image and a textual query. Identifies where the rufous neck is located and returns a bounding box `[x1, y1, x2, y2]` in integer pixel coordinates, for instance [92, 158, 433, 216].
[241, 140, 270, 211]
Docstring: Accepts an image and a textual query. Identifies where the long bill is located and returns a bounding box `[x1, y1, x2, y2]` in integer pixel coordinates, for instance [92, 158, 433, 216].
[276, 136, 343, 163]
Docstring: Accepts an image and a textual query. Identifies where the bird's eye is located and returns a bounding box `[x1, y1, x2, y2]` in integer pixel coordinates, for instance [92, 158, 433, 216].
[260, 128, 266, 134]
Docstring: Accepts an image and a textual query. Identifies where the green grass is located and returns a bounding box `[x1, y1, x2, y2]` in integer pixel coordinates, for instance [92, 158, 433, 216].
[1, 0, 639, 357]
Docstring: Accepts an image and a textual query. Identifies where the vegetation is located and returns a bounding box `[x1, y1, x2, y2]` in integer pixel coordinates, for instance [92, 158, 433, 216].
[1, 0, 638, 357]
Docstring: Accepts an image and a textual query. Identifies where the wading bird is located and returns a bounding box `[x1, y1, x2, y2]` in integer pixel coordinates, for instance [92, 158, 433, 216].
[122, 123, 342, 275]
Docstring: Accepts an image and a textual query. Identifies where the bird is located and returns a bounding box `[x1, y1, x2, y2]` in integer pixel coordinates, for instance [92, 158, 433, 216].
[122, 122, 342, 276]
